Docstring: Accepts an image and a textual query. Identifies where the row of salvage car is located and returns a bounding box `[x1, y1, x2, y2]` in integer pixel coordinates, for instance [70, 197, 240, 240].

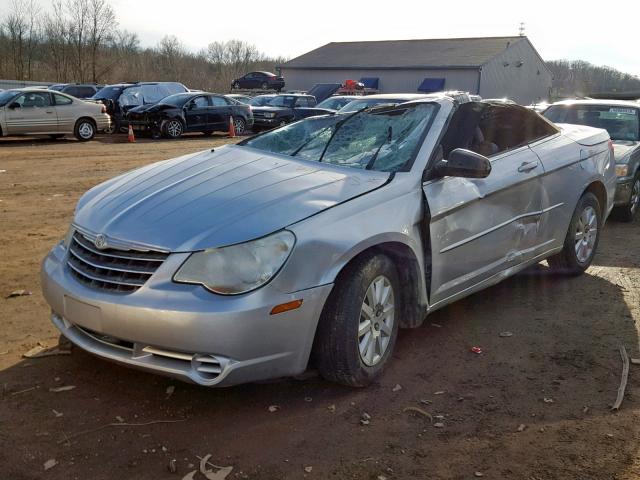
[40, 89, 639, 390]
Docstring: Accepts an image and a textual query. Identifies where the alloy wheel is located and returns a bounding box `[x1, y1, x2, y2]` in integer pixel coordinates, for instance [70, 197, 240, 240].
[167, 120, 182, 138]
[358, 275, 395, 367]
[78, 122, 94, 140]
[233, 118, 245, 135]
[574, 205, 598, 263]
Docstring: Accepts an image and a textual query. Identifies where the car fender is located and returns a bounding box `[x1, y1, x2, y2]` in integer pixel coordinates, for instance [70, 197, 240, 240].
[273, 177, 429, 308]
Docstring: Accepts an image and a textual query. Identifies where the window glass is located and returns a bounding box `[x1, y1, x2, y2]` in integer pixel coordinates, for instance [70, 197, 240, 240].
[119, 86, 143, 106]
[14, 92, 52, 108]
[190, 96, 209, 108]
[54, 94, 73, 105]
[243, 103, 437, 173]
[476, 105, 558, 155]
[210, 96, 229, 107]
[77, 87, 96, 98]
[141, 85, 164, 103]
[267, 96, 296, 107]
[544, 104, 639, 141]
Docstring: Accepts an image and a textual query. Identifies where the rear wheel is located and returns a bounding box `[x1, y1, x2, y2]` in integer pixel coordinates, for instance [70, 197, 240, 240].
[232, 81, 240, 90]
[548, 192, 601, 275]
[163, 119, 183, 139]
[314, 253, 399, 387]
[261, 82, 268, 90]
[74, 119, 95, 141]
[612, 173, 639, 222]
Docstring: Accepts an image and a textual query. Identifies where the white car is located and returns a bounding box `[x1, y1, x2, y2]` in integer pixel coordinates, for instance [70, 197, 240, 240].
[0, 88, 111, 141]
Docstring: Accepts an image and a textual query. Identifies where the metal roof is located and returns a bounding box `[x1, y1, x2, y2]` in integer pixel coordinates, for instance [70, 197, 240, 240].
[282, 36, 525, 70]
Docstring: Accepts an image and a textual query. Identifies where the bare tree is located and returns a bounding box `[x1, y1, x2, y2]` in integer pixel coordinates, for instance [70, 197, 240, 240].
[66, 0, 90, 81]
[87, 0, 116, 82]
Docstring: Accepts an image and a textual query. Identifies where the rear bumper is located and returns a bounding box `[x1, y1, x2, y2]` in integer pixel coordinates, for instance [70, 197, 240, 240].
[41, 242, 333, 387]
[95, 114, 112, 133]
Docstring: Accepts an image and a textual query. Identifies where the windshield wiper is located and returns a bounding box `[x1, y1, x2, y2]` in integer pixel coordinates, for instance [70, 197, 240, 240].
[318, 107, 371, 163]
[365, 126, 393, 170]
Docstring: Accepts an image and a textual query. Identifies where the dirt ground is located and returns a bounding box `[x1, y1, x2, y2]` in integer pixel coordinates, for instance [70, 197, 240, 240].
[1, 134, 639, 480]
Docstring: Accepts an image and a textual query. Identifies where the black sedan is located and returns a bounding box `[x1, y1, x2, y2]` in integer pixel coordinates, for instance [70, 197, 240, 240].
[125, 92, 253, 139]
[251, 94, 334, 130]
[231, 71, 285, 91]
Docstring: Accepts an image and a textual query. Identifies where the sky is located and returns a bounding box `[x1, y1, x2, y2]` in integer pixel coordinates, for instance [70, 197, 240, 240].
[6, 0, 640, 76]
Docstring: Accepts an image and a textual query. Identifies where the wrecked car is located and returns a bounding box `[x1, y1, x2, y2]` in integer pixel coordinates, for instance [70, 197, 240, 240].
[41, 96, 616, 387]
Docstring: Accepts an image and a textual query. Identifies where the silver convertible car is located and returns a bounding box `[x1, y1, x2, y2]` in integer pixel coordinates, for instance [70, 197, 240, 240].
[41, 96, 617, 387]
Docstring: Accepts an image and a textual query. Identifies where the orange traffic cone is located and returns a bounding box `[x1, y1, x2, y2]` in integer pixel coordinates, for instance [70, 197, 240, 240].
[228, 116, 236, 138]
[127, 123, 135, 143]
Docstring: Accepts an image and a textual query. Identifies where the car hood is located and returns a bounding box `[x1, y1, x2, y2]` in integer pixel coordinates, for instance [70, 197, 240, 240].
[74, 145, 390, 252]
[612, 140, 639, 163]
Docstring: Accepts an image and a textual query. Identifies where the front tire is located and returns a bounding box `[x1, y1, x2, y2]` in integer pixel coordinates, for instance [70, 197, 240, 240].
[74, 119, 95, 141]
[314, 253, 400, 387]
[163, 119, 184, 139]
[548, 192, 601, 275]
[233, 117, 246, 135]
[261, 82, 268, 90]
[612, 173, 639, 222]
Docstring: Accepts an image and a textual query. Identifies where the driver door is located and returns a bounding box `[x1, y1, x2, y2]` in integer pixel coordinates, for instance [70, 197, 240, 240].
[424, 103, 546, 307]
[184, 96, 209, 131]
[5, 91, 57, 134]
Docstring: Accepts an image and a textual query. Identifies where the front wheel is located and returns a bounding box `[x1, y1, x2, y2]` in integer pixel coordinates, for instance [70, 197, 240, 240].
[163, 119, 183, 139]
[233, 117, 246, 135]
[74, 119, 95, 141]
[612, 173, 639, 222]
[261, 82, 268, 90]
[232, 82, 240, 90]
[548, 192, 601, 275]
[314, 253, 399, 387]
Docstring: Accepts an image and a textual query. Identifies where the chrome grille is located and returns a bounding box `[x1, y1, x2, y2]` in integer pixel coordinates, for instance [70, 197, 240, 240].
[67, 232, 168, 293]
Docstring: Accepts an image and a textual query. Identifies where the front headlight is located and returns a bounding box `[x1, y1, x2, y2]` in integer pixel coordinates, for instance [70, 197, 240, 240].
[174, 230, 295, 295]
[615, 164, 629, 177]
[61, 225, 75, 249]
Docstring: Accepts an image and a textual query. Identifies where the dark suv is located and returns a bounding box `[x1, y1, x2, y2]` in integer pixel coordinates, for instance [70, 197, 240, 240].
[92, 82, 188, 133]
[49, 83, 102, 99]
[251, 94, 334, 130]
[231, 71, 285, 91]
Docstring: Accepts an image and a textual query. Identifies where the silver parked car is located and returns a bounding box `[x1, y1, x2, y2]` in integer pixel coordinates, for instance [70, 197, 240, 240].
[41, 97, 616, 387]
[544, 99, 640, 221]
[0, 88, 111, 141]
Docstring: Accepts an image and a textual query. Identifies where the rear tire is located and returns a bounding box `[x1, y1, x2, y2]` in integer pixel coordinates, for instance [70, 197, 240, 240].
[547, 192, 601, 275]
[612, 173, 639, 222]
[74, 119, 95, 141]
[314, 253, 400, 387]
[261, 82, 268, 90]
[232, 82, 240, 90]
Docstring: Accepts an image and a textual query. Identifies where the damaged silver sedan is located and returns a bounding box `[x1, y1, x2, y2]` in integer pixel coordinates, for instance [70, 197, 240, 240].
[42, 96, 616, 387]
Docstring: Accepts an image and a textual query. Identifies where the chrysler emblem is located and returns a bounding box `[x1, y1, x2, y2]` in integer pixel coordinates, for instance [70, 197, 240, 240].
[94, 234, 108, 250]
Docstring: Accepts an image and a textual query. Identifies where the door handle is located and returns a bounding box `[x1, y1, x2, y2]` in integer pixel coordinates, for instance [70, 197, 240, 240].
[518, 161, 539, 173]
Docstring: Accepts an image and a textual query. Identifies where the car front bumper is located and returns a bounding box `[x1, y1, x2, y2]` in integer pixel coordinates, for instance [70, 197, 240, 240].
[253, 117, 284, 128]
[41, 242, 332, 386]
[614, 175, 635, 206]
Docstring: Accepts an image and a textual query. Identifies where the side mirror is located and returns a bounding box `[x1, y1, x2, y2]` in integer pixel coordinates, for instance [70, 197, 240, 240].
[435, 148, 491, 179]
[8, 102, 20, 109]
